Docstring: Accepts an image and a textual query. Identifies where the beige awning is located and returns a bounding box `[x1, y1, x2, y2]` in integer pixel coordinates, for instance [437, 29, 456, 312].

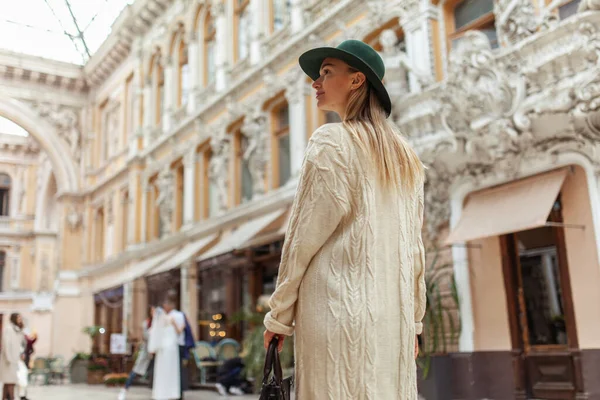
[198, 208, 288, 261]
[445, 168, 568, 244]
[126, 248, 177, 281]
[148, 233, 218, 276]
[241, 209, 290, 248]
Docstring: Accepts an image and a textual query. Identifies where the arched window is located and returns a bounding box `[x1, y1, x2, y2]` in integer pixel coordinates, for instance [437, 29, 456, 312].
[178, 39, 190, 108]
[0, 173, 11, 217]
[235, 0, 251, 61]
[150, 52, 164, 127]
[233, 127, 253, 205]
[270, 101, 290, 188]
[204, 11, 217, 85]
[271, 0, 291, 32]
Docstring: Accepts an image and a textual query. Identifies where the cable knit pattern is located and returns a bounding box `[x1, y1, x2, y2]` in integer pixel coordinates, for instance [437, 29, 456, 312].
[264, 123, 426, 400]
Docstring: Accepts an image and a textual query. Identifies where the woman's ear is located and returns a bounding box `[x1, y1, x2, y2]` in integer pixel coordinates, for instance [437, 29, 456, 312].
[351, 72, 367, 89]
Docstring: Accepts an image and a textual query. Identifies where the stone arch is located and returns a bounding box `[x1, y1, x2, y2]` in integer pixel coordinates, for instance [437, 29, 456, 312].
[0, 98, 78, 194]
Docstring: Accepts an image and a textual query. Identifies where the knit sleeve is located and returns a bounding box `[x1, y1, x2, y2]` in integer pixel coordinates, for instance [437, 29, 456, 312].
[414, 181, 427, 335]
[264, 127, 350, 336]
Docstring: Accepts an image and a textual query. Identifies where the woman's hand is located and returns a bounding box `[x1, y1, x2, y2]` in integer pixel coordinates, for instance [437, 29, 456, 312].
[414, 335, 419, 360]
[264, 330, 285, 352]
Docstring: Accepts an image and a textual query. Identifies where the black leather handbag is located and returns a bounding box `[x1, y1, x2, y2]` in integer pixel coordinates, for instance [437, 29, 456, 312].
[259, 337, 293, 400]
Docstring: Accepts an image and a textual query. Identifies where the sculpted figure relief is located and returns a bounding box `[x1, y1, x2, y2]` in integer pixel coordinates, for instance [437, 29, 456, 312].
[30, 101, 82, 163]
[241, 111, 268, 197]
[208, 128, 231, 213]
[156, 169, 174, 236]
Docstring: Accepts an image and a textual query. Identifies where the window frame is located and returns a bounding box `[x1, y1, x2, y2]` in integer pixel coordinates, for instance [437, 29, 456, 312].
[234, 0, 251, 62]
[177, 37, 189, 108]
[204, 11, 217, 86]
[444, 0, 497, 50]
[269, 99, 290, 189]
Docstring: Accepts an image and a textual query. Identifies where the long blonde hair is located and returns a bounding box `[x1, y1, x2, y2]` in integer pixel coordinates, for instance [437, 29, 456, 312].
[343, 75, 424, 192]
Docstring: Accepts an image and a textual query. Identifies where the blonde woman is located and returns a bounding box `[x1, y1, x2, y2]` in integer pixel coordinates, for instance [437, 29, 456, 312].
[263, 40, 426, 399]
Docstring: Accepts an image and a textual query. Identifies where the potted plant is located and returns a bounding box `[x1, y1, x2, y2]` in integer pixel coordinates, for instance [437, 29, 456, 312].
[418, 252, 461, 400]
[103, 372, 129, 387]
[87, 357, 109, 384]
[69, 352, 91, 384]
[231, 303, 294, 394]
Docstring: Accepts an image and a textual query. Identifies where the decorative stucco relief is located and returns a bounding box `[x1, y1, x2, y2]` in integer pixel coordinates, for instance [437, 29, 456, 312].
[156, 168, 174, 236]
[241, 110, 269, 198]
[24, 101, 82, 164]
[208, 126, 231, 213]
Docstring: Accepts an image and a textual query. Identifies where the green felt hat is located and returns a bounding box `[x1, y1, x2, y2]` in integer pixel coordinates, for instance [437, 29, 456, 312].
[299, 39, 392, 117]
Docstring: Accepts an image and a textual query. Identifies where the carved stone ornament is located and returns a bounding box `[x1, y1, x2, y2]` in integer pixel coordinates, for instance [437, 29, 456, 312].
[66, 205, 82, 230]
[578, 0, 600, 12]
[493, 0, 553, 47]
[439, 31, 526, 160]
[241, 110, 269, 197]
[25, 101, 82, 163]
[156, 169, 174, 236]
[208, 127, 231, 213]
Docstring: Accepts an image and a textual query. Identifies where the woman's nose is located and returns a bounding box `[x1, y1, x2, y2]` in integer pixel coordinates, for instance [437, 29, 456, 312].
[312, 77, 322, 89]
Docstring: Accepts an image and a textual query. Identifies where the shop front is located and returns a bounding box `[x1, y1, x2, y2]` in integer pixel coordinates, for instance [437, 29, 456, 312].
[446, 165, 600, 399]
[196, 208, 289, 343]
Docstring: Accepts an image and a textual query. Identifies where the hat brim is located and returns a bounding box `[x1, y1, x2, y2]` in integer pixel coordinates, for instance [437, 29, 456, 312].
[299, 47, 392, 118]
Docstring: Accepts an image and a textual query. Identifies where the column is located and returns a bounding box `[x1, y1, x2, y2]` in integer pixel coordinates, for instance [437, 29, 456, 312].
[142, 78, 153, 148]
[249, 0, 265, 65]
[130, 39, 144, 158]
[403, 6, 436, 92]
[187, 35, 200, 112]
[290, 0, 305, 34]
[450, 193, 475, 352]
[163, 57, 175, 132]
[183, 150, 197, 227]
[181, 261, 190, 318]
[285, 69, 310, 181]
[123, 281, 133, 342]
[127, 171, 139, 247]
[214, 1, 228, 92]
[9, 247, 21, 290]
[140, 180, 149, 243]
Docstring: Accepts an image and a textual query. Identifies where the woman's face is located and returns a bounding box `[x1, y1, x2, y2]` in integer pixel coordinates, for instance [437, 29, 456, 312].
[312, 57, 364, 119]
[16, 314, 23, 326]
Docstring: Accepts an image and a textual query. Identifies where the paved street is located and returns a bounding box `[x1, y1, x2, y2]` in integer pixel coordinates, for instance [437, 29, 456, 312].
[26, 384, 256, 400]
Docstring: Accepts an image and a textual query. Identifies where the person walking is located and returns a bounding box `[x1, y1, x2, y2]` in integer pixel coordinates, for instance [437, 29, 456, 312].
[160, 293, 187, 400]
[148, 306, 180, 400]
[118, 307, 154, 400]
[0, 314, 26, 400]
[263, 40, 426, 400]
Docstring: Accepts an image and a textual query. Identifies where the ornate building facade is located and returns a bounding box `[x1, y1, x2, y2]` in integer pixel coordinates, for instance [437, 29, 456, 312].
[0, 0, 599, 398]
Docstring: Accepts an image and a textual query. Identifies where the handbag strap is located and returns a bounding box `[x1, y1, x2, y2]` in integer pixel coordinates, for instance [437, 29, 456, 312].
[262, 337, 283, 385]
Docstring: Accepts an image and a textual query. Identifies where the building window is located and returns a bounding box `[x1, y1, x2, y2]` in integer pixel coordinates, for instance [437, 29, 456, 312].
[272, 0, 291, 32]
[234, 130, 253, 205]
[447, 0, 498, 49]
[121, 191, 129, 251]
[236, 0, 251, 61]
[178, 39, 189, 108]
[205, 12, 216, 85]
[271, 102, 290, 188]
[0, 173, 11, 217]
[125, 75, 135, 140]
[558, 0, 582, 19]
[0, 251, 5, 292]
[150, 53, 164, 127]
[95, 208, 105, 262]
[175, 164, 184, 230]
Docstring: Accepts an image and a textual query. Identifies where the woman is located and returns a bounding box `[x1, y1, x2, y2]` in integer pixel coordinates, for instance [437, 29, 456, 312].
[263, 40, 426, 399]
[118, 307, 154, 400]
[0, 314, 25, 400]
[148, 306, 180, 400]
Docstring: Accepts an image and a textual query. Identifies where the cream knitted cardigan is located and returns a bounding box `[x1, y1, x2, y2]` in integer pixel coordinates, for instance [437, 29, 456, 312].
[264, 123, 426, 400]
